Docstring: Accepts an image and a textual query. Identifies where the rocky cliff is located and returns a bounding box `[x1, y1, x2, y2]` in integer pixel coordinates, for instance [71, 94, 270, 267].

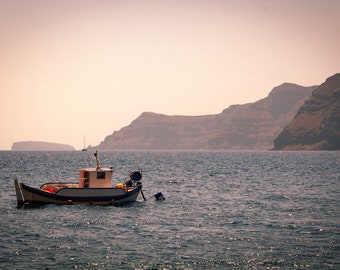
[93, 83, 317, 150]
[11, 141, 75, 151]
[274, 74, 340, 150]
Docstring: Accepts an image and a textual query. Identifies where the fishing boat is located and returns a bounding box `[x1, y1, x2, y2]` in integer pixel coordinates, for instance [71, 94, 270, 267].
[14, 151, 146, 207]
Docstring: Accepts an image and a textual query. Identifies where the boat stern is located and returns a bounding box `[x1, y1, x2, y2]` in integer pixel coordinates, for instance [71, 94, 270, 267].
[14, 179, 25, 207]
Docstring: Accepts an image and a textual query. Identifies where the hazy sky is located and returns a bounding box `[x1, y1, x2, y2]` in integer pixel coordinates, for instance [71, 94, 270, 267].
[1, 0, 339, 150]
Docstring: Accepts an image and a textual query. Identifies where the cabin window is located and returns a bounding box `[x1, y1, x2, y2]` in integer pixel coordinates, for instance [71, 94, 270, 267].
[84, 172, 89, 187]
[97, 171, 106, 179]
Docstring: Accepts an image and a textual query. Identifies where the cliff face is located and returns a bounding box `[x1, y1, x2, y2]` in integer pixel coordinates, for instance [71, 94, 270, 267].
[93, 83, 316, 150]
[11, 141, 75, 151]
[274, 73, 340, 150]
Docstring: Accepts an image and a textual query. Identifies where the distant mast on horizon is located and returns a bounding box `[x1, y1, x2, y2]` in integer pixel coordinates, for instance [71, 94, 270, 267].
[81, 135, 87, 151]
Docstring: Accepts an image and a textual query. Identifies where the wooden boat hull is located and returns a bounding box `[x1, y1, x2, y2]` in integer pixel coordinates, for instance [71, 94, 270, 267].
[14, 179, 141, 207]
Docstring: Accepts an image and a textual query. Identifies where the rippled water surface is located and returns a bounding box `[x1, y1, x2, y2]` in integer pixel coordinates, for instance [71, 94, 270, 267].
[0, 151, 339, 269]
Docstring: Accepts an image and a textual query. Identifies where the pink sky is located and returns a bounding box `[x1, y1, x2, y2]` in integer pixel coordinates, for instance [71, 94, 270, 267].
[1, 0, 339, 150]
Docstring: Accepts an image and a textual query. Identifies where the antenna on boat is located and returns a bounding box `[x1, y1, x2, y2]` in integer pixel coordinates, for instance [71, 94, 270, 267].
[94, 150, 101, 170]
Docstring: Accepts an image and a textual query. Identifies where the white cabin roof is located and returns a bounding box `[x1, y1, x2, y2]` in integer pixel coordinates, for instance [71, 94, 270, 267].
[82, 167, 113, 172]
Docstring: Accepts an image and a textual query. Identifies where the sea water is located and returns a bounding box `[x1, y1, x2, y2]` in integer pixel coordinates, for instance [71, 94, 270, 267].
[0, 151, 339, 269]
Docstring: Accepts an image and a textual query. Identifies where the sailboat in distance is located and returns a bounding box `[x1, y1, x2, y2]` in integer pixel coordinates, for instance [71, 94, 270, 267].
[81, 135, 88, 151]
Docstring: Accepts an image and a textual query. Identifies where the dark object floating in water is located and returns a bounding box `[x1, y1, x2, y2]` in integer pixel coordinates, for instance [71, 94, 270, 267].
[154, 192, 165, 201]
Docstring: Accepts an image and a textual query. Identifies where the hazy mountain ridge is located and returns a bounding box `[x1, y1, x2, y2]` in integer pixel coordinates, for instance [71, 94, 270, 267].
[274, 73, 340, 150]
[93, 82, 317, 150]
[12, 141, 75, 151]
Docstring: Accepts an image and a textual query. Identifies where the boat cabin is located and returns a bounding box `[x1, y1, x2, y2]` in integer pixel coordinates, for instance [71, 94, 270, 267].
[78, 168, 113, 188]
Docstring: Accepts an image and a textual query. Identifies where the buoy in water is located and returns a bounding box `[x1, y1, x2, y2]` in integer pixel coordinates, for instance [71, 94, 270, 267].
[154, 192, 165, 201]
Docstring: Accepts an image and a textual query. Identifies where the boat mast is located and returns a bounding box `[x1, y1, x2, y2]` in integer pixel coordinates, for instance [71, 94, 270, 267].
[82, 135, 87, 151]
[94, 151, 101, 170]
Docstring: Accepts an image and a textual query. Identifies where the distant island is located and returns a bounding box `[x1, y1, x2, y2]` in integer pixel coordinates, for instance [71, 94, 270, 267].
[11, 141, 75, 151]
